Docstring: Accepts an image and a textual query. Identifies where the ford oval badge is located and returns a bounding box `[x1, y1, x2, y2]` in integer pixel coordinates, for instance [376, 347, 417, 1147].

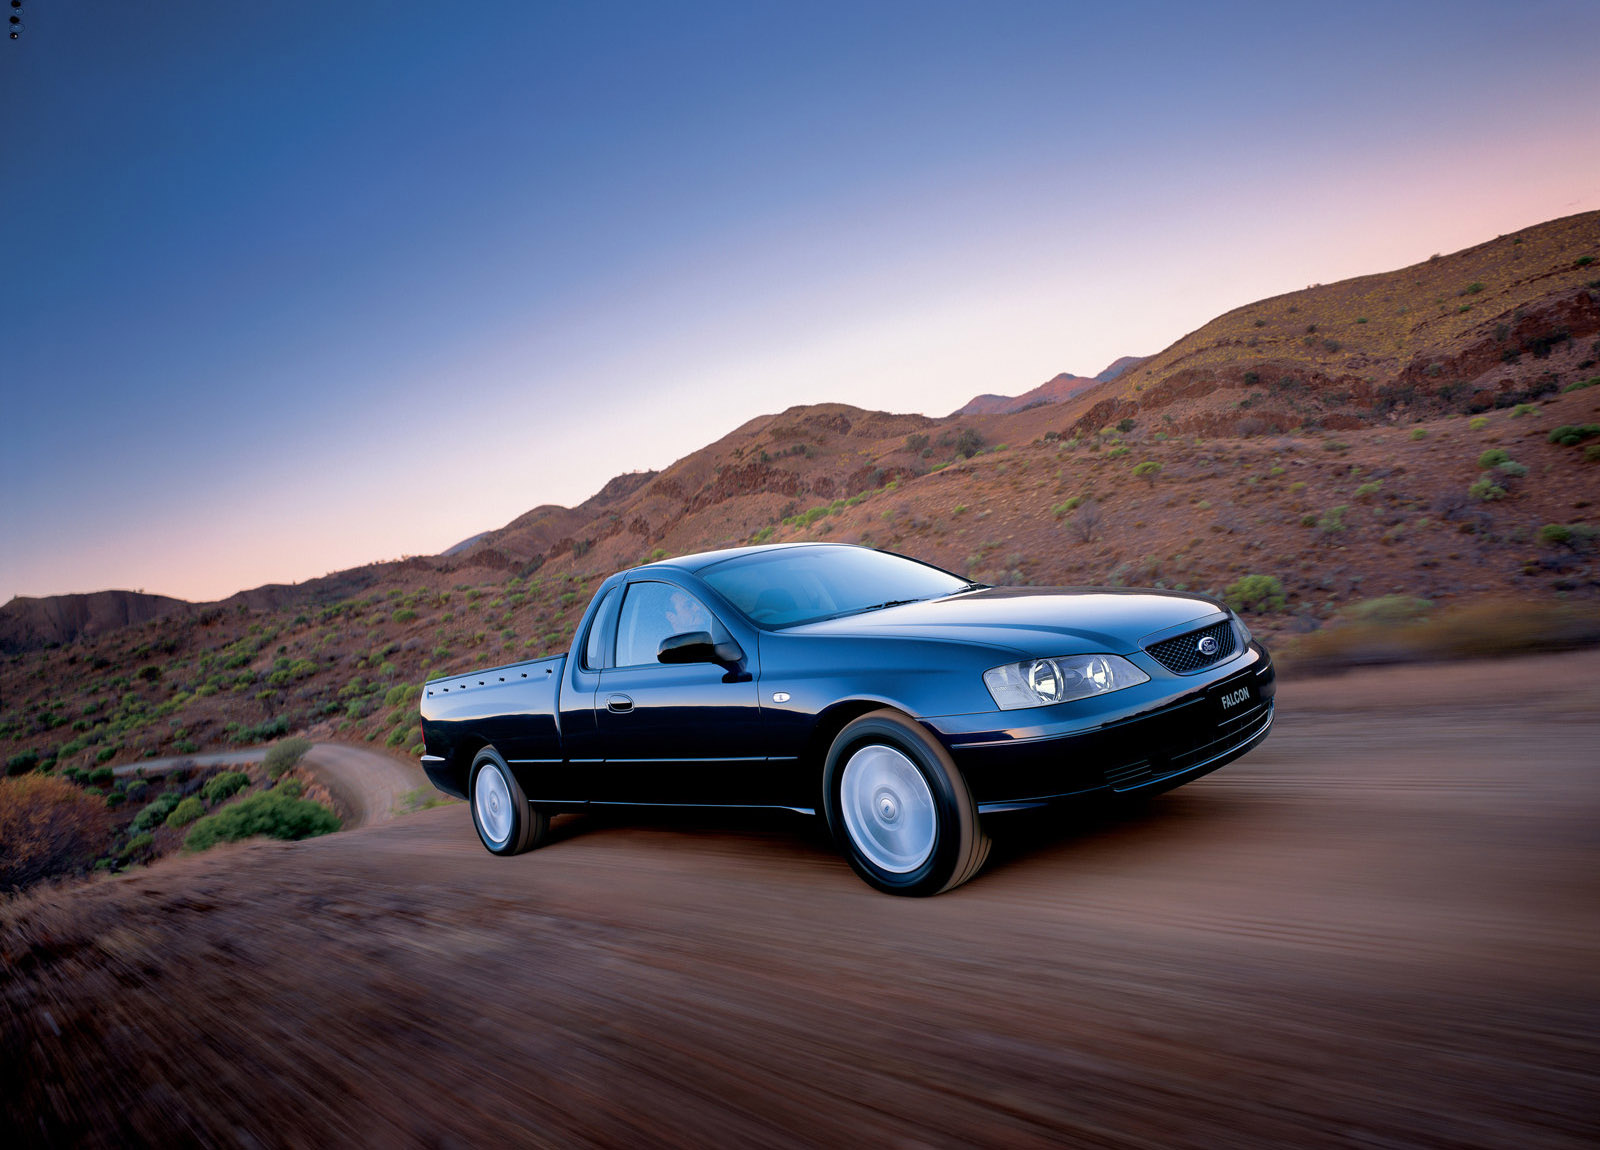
[1197, 635, 1220, 656]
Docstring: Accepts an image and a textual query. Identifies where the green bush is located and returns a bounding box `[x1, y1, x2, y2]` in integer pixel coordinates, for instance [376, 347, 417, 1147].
[1468, 477, 1507, 502]
[88, 766, 114, 787]
[1562, 377, 1599, 393]
[1495, 460, 1528, 478]
[1468, 416, 1489, 430]
[1586, 444, 1600, 463]
[5, 750, 40, 777]
[1539, 524, 1573, 546]
[165, 796, 205, 829]
[125, 780, 149, 802]
[1476, 448, 1509, 469]
[132, 792, 181, 831]
[391, 608, 418, 624]
[1548, 424, 1600, 447]
[201, 771, 250, 804]
[1410, 428, 1428, 441]
[1224, 575, 1287, 614]
[1317, 505, 1348, 535]
[184, 790, 339, 851]
[262, 737, 313, 780]
[1132, 461, 1162, 482]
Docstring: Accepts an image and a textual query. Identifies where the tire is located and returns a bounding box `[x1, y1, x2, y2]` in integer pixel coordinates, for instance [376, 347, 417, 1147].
[822, 709, 990, 896]
[469, 747, 548, 856]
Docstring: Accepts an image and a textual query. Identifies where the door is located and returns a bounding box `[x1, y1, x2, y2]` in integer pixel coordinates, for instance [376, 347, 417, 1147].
[593, 579, 764, 805]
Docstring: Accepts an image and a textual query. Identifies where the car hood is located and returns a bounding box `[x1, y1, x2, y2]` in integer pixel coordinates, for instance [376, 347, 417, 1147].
[785, 586, 1224, 656]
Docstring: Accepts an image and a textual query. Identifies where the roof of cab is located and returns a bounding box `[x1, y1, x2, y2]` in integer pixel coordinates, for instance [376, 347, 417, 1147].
[640, 541, 847, 575]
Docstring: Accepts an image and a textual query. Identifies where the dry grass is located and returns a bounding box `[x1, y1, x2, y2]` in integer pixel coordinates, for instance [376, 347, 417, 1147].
[1278, 598, 1600, 675]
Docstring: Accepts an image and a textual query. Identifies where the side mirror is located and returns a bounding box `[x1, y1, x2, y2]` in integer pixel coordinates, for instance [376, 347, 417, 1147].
[658, 630, 743, 667]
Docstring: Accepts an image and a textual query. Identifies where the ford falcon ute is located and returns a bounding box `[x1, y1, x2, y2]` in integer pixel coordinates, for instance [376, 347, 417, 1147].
[418, 542, 1275, 895]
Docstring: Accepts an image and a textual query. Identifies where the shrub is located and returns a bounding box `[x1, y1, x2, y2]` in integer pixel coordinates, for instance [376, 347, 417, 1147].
[1563, 377, 1599, 393]
[1510, 403, 1538, 418]
[391, 608, 418, 624]
[1468, 417, 1489, 430]
[1224, 575, 1287, 614]
[1468, 477, 1507, 502]
[88, 766, 114, 787]
[1495, 460, 1528, 478]
[1132, 461, 1162, 483]
[1410, 428, 1428, 441]
[1477, 448, 1509, 469]
[184, 790, 340, 852]
[262, 737, 313, 779]
[1548, 424, 1600, 447]
[165, 796, 205, 828]
[1116, 418, 1136, 434]
[952, 428, 984, 458]
[119, 832, 155, 861]
[1587, 444, 1600, 463]
[1539, 524, 1573, 546]
[132, 792, 181, 831]
[125, 780, 149, 802]
[201, 771, 250, 804]
[6, 749, 40, 777]
[0, 774, 115, 891]
[1050, 497, 1082, 518]
[1317, 505, 1348, 535]
[1067, 503, 1104, 544]
[1353, 481, 1383, 501]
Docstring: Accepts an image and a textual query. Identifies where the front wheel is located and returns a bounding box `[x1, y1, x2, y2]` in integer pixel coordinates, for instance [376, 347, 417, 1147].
[823, 709, 990, 895]
[469, 747, 548, 856]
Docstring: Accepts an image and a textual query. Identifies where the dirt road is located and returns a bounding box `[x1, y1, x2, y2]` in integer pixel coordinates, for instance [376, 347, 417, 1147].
[3, 652, 1597, 1147]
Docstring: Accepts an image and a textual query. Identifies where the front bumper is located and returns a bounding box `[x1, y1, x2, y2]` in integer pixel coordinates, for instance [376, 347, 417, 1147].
[931, 645, 1276, 812]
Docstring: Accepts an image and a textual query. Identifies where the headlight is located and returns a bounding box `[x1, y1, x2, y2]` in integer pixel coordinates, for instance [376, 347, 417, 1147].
[1232, 612, 1253, 646]
[982, 654, 1150, 710]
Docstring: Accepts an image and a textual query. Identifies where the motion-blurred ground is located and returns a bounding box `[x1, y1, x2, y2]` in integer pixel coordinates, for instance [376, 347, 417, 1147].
[3, 652, 1597, 1148]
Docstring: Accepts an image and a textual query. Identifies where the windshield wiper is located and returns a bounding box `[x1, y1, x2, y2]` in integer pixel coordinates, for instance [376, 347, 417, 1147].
[954, 582, 988, 593]
[858, 597, 926, 612]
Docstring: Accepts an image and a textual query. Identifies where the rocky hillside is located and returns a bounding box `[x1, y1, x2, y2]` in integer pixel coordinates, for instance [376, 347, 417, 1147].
[0, 591, 190, 656]
[3, 211, 1597, 774]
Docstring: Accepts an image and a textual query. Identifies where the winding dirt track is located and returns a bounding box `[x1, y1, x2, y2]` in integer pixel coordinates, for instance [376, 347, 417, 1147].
[3, 652, 1598, 1147]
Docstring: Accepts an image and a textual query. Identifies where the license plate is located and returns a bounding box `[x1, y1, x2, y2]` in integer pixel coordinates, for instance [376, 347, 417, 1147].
[1214, 682, 1255, 714]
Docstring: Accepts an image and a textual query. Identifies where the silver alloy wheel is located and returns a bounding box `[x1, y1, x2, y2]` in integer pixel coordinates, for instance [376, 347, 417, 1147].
[475, 760, 514, 847]
[839, 743, 937, 873]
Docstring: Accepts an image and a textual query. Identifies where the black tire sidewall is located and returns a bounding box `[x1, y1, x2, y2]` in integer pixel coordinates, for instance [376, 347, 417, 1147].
[823, 712, 967, 895]
[469, 747, 528, 856]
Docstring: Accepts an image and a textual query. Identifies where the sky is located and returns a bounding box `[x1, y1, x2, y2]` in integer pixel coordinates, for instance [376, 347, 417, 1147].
[3, 1, 1598, 604]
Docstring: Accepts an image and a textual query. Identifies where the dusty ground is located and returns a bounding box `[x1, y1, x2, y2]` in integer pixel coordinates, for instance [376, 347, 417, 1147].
[2, 652, 1597, 1148]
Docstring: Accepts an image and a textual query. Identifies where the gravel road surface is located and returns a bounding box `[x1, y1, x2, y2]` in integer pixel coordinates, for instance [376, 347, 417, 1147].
[3, 652, 1596, 1147]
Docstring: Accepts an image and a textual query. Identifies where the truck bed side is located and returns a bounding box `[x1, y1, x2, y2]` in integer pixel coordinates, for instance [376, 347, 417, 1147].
[419, 654, 567, 798]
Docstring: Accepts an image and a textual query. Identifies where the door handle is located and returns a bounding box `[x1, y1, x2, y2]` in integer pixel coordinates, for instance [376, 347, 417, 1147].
[607, 694, 633, 713]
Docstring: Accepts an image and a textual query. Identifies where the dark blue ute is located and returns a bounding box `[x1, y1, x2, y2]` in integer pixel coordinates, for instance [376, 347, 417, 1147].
[419, 543, 1274, 895]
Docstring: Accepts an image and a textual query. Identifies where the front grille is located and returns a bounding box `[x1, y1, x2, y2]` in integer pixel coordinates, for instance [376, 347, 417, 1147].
[1145, 620, 1237, 674]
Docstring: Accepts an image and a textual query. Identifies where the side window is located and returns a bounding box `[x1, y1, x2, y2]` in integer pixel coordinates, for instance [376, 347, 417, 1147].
[582, 587, 619, 670]
[614, 582, 721, 668]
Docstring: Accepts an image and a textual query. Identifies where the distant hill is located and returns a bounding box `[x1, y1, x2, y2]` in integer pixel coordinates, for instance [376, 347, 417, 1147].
[1095, 355, 1149, 383]
[955, 356, 1151, 414]
[2, 210, 1596, 771]
[0, 591, 189, 655]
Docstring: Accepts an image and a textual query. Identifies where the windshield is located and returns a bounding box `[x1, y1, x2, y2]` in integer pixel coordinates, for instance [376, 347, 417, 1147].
[699, 546, 971, 628]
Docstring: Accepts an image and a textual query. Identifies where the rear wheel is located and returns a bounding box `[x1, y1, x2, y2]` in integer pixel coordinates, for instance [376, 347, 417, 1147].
[823, 709, 990, 895]
[469, 747, 548, 856]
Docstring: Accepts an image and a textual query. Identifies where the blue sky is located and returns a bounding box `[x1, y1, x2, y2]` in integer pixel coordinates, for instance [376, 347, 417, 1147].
[3, 1, 1598, 602]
